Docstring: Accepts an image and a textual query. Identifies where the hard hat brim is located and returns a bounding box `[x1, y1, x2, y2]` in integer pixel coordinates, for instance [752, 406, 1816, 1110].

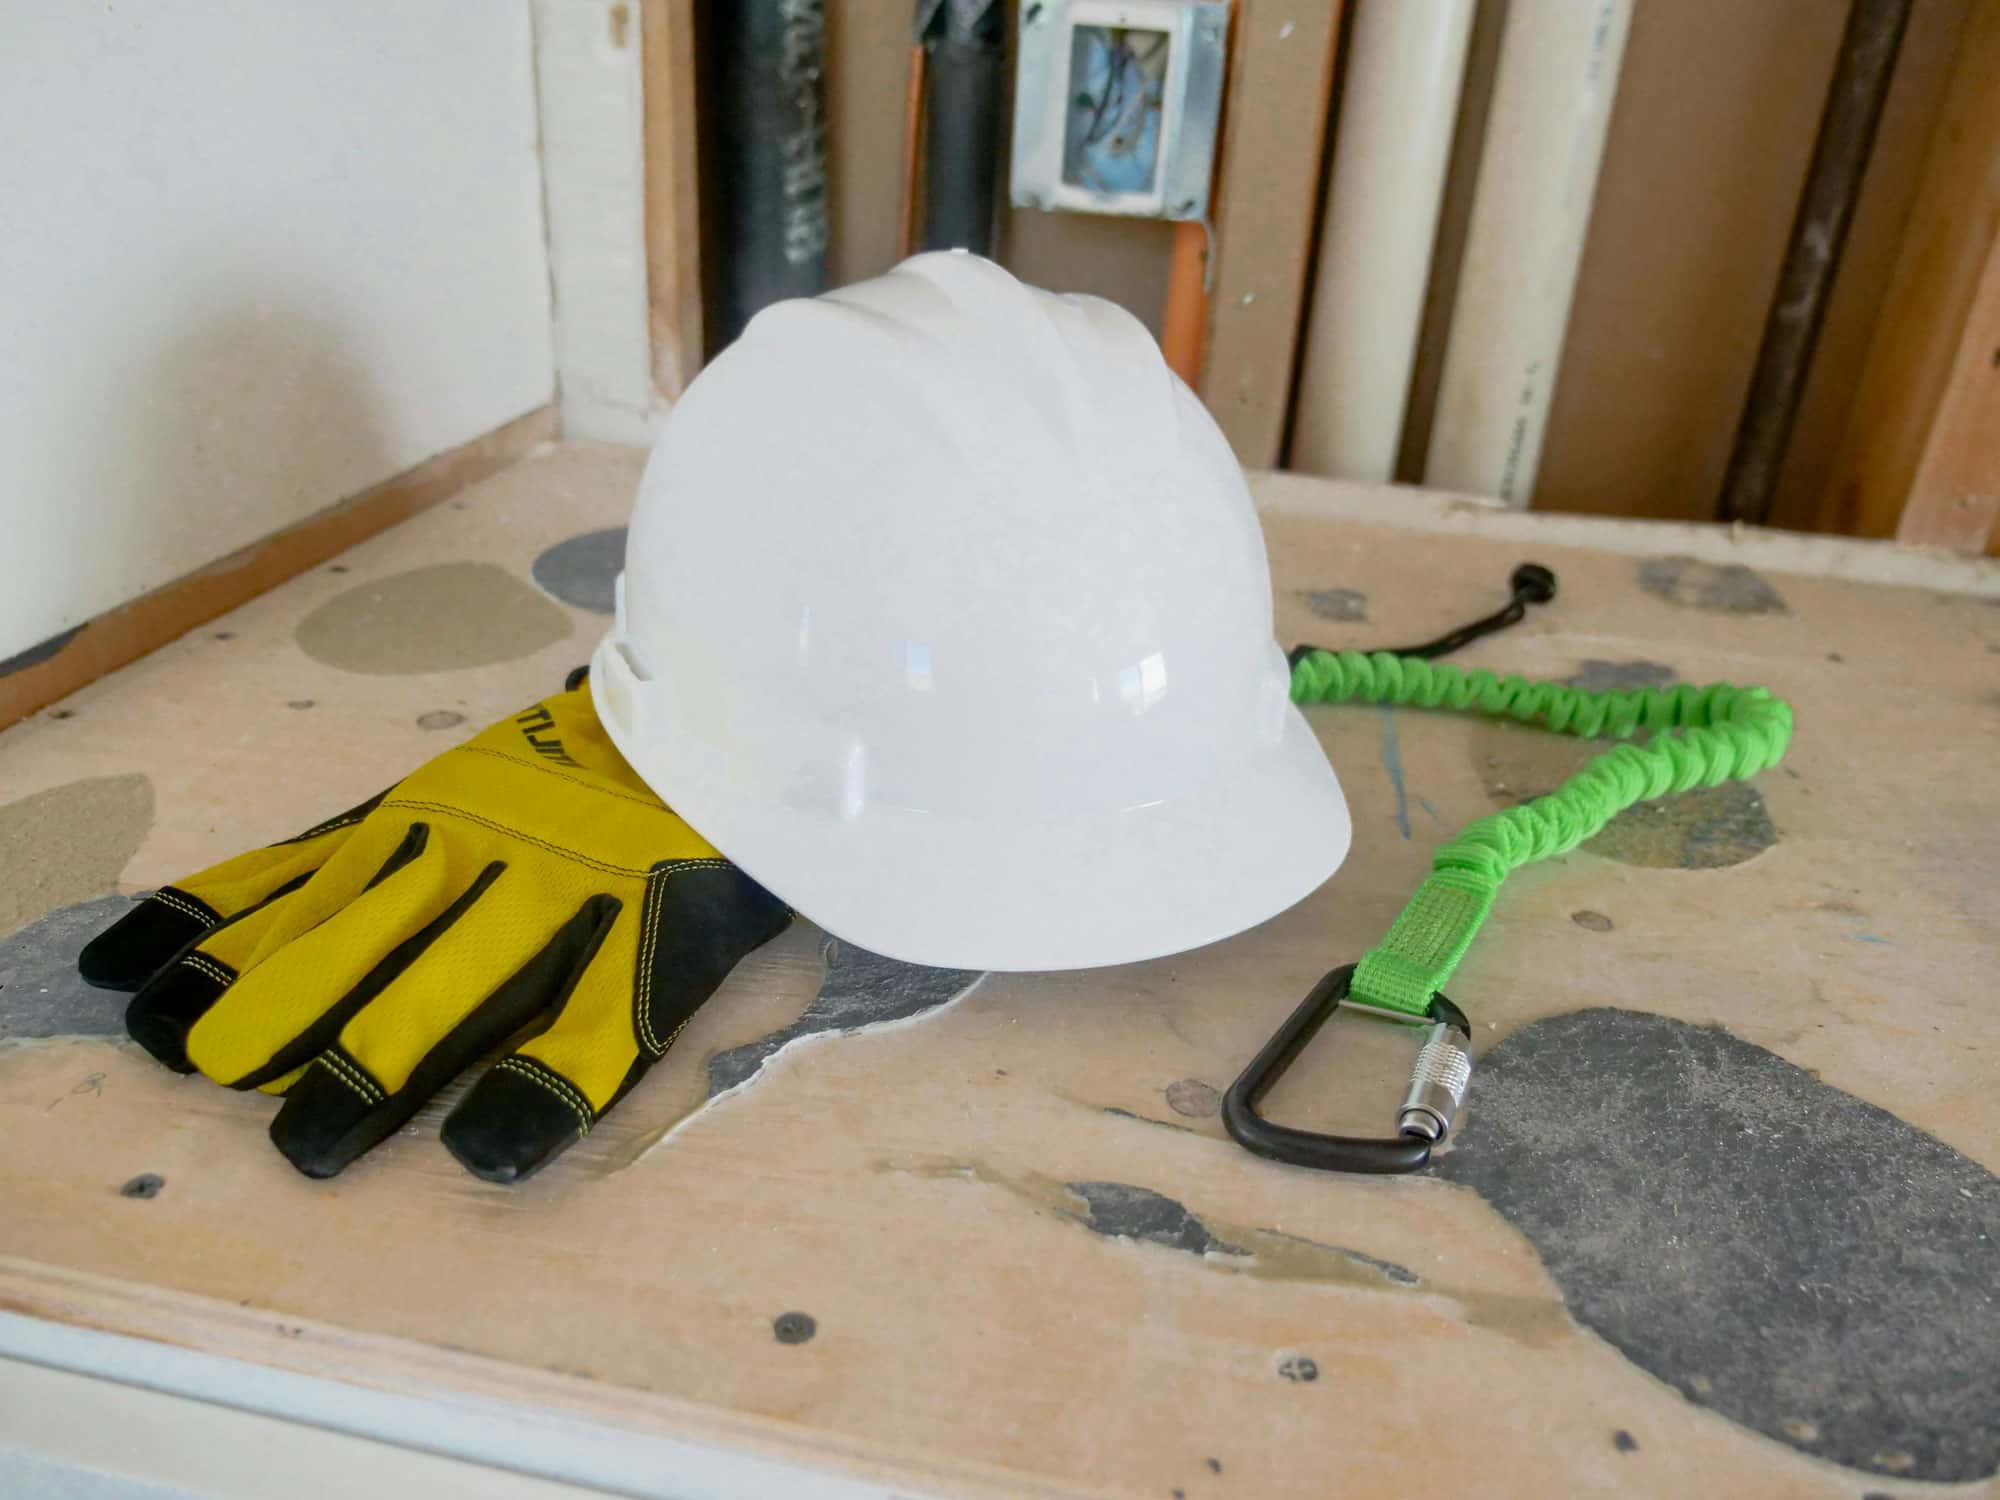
[593, 637, 1350, 972]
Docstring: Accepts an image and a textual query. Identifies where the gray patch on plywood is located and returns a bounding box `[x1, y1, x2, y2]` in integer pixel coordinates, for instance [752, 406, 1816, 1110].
[295, 562, 571, 674]
[1295, 587, 1369, 623]
[0, 893, 136, 1041]
[1434, 1008, 2000, 1482]
[1068, 1182, 1244, 1256]
[531, 528, 627, 615]
[1164, 1078, 1221, 1117]
[0, 624, 84, 678]
[1475, 724, 1777, 869]
[0, 775, 154, 939]
[1566, 659, 1677, 692]
[1592, 782, 1777, 869]
[1637, 556, 1788, 614]
[706, 937, 984, 1096]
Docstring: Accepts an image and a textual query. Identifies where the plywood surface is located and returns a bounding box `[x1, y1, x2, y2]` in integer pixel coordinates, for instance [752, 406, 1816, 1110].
[1, 445, 1998, 1498]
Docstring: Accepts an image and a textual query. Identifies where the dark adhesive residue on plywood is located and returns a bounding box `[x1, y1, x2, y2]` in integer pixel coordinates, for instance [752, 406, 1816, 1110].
[0, 775, 153, 938]
[0, 894, 137, 1042]
[896, 1160, 1420, 1291]
[1069, 1181, 1236, 1257]
[1474, 721, 1777, 869]
[706, 938, 984, 1096]
[1637, 556, 1788, 614]
[296, 563, 571, 674]
[531, 528, 626, 615]
[1434, 1008, 2000, 1482]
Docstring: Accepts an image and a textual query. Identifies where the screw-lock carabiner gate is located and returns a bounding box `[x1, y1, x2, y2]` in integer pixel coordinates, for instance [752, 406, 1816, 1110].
[1222, 965, 1472, 1175]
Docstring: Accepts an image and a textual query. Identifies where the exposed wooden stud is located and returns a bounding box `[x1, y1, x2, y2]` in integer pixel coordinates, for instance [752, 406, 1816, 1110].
[641, 0, 705, 399]
[1200, 0, 1345, 469]
[1893, 230, 2000, 552]
[1822, 0, 2000, 547]
[825, 1, 914, 288]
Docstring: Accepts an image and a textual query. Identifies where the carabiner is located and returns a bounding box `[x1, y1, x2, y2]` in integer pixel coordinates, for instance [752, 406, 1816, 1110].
[1222, 964, 1472, 1175]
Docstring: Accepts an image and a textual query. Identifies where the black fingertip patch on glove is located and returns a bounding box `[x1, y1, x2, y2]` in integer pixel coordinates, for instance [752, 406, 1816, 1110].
[442, 1057, 594, 1184]
[269, 894, 620, 1180]
[78, 888, 219, 992]
[125, 957, 235, 1072]
[269, 1049, 388, 1180]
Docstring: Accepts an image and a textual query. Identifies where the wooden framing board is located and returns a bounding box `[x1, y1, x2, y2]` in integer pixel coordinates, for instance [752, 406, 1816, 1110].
[1818, 0, 2000, 550]
[825, 1, 915, 289]
[0, 406, 555, 734]
[1199, 0, 1344, 468]
[1895, 222, 2000, 552]
[642, 0, 705, 400]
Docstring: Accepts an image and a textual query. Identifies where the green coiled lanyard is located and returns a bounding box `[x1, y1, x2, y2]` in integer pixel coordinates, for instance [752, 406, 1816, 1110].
[1223, 565, 1796, 1174]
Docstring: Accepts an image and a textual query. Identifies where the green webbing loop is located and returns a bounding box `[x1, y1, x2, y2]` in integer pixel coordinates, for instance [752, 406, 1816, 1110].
[1290, 650, 1795, 1017]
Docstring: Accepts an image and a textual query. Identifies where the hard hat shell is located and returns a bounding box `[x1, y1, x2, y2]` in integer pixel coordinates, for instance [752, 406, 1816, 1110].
[591, 252, 1350, 971]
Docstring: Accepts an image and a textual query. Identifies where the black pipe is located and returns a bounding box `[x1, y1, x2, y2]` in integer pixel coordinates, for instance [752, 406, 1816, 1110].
[917, 0, 1005, 254]
[1716, 0, 1911, 526]
[704, 0, 830, 348]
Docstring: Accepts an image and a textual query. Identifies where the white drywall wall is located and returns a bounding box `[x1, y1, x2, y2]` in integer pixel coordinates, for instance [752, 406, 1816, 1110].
[0, 2, 556, 662]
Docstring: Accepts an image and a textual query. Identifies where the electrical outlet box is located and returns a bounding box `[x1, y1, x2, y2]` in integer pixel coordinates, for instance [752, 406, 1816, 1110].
[1009, 0, 1228, 222]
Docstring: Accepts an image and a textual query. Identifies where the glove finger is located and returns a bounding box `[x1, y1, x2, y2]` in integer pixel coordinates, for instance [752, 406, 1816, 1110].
[76, 797, 379, 992]
[123, 819, 425, 1072]
[269, 886, 621, 1179]
[180, 825, 473, 1086]
[79, 883, 256, 994]
[442, 860, 789, 1184]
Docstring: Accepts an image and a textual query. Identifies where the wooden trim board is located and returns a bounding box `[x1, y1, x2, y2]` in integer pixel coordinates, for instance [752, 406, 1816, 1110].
[642, 0, 705, 401]
[0, 406, 556, 733]
[1199, 0, 1344, 468]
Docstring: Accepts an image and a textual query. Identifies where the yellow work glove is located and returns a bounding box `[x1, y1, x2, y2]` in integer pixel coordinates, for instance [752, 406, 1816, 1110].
[78, 674, 790, 1182]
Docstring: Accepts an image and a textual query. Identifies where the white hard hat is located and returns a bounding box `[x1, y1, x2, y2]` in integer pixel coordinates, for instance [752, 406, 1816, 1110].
[590, 252, 1350, 971]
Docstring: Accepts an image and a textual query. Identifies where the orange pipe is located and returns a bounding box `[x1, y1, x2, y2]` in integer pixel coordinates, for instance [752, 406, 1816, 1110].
[1161, 220, 1209, 386]
[898, 43, 926, 259]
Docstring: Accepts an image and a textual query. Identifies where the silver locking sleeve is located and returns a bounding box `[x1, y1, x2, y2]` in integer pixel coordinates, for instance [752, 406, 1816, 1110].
[1398, 1020, 1473, 1142]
